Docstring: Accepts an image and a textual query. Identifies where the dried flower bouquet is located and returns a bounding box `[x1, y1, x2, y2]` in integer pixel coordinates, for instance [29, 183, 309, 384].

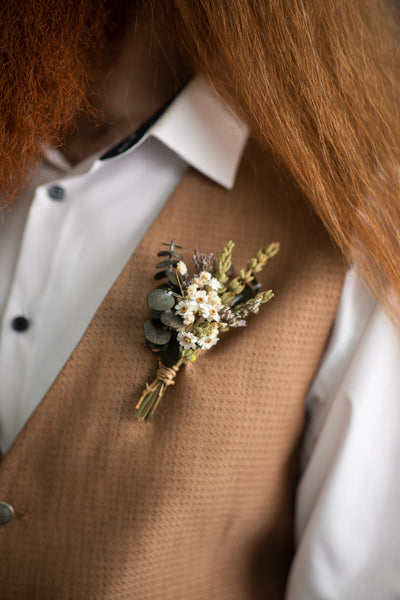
[136, 239, 279, 422]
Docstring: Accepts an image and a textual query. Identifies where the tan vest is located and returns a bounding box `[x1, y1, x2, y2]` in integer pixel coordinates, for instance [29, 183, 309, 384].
[0, 140, 345, 599]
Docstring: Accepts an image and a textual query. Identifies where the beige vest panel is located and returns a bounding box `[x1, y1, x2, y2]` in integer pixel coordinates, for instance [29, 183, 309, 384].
[0, 141, 345, 599]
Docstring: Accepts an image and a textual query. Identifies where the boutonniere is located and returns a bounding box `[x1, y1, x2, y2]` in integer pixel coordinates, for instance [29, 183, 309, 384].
[136, 239, 279, 422]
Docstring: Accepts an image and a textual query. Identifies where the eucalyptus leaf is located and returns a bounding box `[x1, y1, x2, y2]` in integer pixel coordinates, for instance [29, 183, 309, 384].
[151, 310, 164, 320]
[169, 250, 183, 260]
[160, 310, 184, 329]
[161, 241, 182, 249]
[147, 287, 175, 311]
[144, 319, 172, 345]
[166, 267, 179, 286]
[157, 283, 172, 290]
[156, 259, 178, 269]
[157, 251, 172, 257]
[154, 270, 167, 280]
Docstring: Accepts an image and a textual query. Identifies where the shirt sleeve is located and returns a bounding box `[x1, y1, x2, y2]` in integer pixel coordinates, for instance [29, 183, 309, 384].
[286, 268, 400, 599]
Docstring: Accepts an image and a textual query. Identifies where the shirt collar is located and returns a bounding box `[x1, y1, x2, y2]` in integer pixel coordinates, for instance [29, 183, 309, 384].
[148, 78, 249, 190]
[43, 77, 249, 190]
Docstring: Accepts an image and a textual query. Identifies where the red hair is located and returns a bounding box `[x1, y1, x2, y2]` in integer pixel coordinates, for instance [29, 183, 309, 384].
[164, 0, 400, 325]
[0, 0, 122, 198]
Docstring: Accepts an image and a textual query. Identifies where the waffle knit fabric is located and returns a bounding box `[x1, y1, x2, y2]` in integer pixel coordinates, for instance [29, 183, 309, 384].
[0, 139, 345, 599]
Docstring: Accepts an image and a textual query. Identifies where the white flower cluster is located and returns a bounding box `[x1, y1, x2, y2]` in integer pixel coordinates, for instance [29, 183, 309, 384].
[175, 267, 223, 351]
[177, 323, 219, 351]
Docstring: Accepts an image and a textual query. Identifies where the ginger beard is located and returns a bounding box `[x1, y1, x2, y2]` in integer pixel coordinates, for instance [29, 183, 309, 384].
[0, 0, 130, 204]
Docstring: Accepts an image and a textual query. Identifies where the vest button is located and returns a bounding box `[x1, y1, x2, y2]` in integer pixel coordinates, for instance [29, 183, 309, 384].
[0, 501, 14, 526]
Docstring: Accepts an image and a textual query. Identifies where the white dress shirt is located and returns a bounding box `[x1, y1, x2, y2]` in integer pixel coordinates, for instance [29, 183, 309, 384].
[0, 76, 398, 597]
[287, 269, 400, 599]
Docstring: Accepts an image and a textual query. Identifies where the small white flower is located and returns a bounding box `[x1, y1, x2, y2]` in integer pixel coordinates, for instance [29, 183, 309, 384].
[192, 276, 203, 287]
[198, 334, 219, 350]
[208, 277, 222, 291]
[207, 291, 222, 308]
[193, 290, 208, 305]
[205, 306, 221, 322]
[209, 321, 219, 333]
[183, 311, 195, 326]
[177, 331, 198, 350]
[186, 284, 198, 299]
[175, 299, 197, 317]
[177, 261, 187, 276]
[199, 271, 212, 285]
[198, 303, 211, 319]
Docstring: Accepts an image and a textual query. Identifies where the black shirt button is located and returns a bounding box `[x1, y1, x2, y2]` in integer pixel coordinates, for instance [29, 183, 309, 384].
[11, 316, 30, 332]
[48, 185, 66, 201]
[0, 501, 14, 526]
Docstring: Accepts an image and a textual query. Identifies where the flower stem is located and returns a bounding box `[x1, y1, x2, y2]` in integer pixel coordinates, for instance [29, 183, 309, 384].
[136, 359, 183, 422]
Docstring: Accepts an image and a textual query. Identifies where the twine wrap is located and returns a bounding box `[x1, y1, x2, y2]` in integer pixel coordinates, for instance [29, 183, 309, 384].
[136, 360, 182, 422]
[155, 362, 180, 387]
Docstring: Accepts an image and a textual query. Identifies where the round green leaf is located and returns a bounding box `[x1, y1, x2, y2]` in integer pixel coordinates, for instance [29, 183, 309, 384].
[147, 287, 175, 311]
[160, 310, 184, 329]
[144, 320, 172, 345]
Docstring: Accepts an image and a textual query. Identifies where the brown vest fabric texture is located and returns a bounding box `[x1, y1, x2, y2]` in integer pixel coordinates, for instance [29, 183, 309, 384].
[0, 140, 345, 599]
